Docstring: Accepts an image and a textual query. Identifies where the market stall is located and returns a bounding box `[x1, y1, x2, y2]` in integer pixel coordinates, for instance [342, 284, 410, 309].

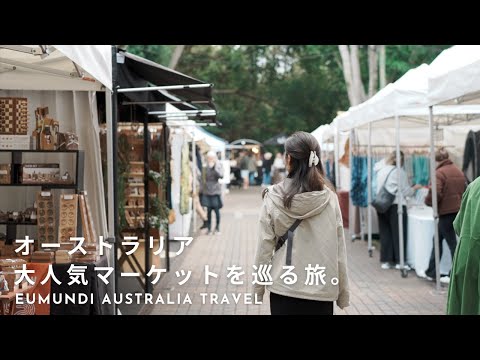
[332, 61, 480, 287]
[112, 48, 217, 295]
[426, 45, 480, 291]
[165, 108, 227, 238]
[0, 45, 218, 314]
[0, 45, 114, 314]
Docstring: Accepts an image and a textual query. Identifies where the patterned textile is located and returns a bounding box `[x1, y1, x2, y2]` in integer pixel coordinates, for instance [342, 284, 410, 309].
[412, 155, 430, 186]
[351, 156, 368, 207]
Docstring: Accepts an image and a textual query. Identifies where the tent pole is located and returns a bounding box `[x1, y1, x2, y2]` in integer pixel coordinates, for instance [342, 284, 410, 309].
[395, 112, 406, 277]
[111, 45, 120, 314]
[192, 132, 197, 235]
[429, 106, 441, 292]
[166, 121, 216, 127]
[105, 89, 116, 303]
[150, 110, 216, 115]
[123, 100, 210, 106]
[367, 122, 373, 257]
[157, 113, 216, 119]
[349, 129, 355, 240]
[105, 91, 115, 244]
[334, 127, 340, 189]
[0, 57, 77, 78]
[144, 112, 152, 294]
[118, 83, 212, 93]
[0, 45, 43, 55]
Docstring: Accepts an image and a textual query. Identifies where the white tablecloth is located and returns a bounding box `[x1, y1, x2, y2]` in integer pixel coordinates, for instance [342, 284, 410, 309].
[407, 206, 452, 277]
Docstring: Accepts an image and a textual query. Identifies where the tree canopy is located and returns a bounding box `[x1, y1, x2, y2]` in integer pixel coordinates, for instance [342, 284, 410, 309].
[128, 45, 450, 142]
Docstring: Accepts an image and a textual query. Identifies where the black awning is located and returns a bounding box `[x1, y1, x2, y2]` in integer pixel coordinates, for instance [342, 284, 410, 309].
[122, 51, 213, 103]
[117, 57, 197, 112]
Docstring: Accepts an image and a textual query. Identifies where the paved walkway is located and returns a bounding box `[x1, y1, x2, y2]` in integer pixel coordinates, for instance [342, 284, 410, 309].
[140, 187, 447, 315]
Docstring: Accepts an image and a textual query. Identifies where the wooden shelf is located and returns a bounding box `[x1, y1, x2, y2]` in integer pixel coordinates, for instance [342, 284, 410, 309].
[0, 220, 37, 225]
[126, 194, 144, 198]
[129, 161, 144, 165]
[0, 150, 84, 246]
[0, 150, 79, 153]
[129, 172, 144, 176]
[124, 206, 144, 209]
[126, 183, 144, 187]
[122, 227, 146, 231]
[0, 183, 76, 189]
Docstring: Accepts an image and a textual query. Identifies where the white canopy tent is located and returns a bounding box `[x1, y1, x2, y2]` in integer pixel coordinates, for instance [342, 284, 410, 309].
[0, 45, 114, 237]
[191, 125, 227, 154]
[332, 60, 480, 287]
[0, 46, 116, 308]
[165, 104, 227, 238]
[425, 45, 480, 292]
[428, 45, 480, 106]
[311, 124, 334, 150]
[0, 45, 111, 91]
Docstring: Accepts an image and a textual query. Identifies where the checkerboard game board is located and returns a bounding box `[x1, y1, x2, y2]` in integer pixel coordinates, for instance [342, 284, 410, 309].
[0, 97, 28, 135]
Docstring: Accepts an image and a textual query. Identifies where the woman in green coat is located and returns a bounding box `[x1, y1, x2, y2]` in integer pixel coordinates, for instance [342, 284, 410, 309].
[447, 176, 480, 314]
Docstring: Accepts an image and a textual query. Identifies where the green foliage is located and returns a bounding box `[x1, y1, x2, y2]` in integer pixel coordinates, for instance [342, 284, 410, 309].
[149, 196, 169, 231]
[117, 134, 131, 230]
[127, 45, 174, 66]
[127, 45, 451, 142]
[386, 45, 451, 82]
[148, 169, 167, 187]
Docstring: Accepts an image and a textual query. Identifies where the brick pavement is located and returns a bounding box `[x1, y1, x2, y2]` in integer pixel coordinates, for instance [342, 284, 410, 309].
[140, 187, 447, 315]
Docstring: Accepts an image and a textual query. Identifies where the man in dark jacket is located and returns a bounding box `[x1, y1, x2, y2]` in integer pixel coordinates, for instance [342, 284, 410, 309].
[423, 147, 466, 282]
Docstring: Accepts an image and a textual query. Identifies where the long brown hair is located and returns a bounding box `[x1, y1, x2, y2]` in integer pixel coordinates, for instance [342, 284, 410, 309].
[283, 131, 329, 208]
[386, 150, 405, 166]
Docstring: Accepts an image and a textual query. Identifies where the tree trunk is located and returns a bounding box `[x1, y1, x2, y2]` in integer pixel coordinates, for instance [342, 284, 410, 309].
[350, 45, 366, 104]
[169, 45, 185, 69]
[368, 45, 378, 98]
[379, 45, 386, 89]
[338, 45, 356, 106]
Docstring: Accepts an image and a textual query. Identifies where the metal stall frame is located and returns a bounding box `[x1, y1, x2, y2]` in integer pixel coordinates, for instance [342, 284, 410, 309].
[394, 112, 408, 278]
[113, 56, 216, 294]
[428, 106, 442, 292]
[367, 122, 373, 257]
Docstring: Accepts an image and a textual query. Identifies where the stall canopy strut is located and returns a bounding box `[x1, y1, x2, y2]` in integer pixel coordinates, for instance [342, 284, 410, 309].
[0, 45, 46, 55]
[0, 56, 78, 78]
[116, 50, 217, 124]
[118, 83, 212, 93]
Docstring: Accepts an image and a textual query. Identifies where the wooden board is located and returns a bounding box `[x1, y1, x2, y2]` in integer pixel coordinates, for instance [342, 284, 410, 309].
[82, 191, 97, 244]
[58, 194, 78, 242]
[78, 194, 91, 244]
[36, 191, 56, 245]
[0, 98, 28, 135]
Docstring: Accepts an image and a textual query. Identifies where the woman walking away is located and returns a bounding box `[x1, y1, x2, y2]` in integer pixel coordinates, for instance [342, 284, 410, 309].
[247, 152, 258, 186]
[239, 151, 250, 189]
[375, 151, 422, 270]
[202, 151, 224, 235]
[253, 131, 350, 315]
[262, 152, 273, 186]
